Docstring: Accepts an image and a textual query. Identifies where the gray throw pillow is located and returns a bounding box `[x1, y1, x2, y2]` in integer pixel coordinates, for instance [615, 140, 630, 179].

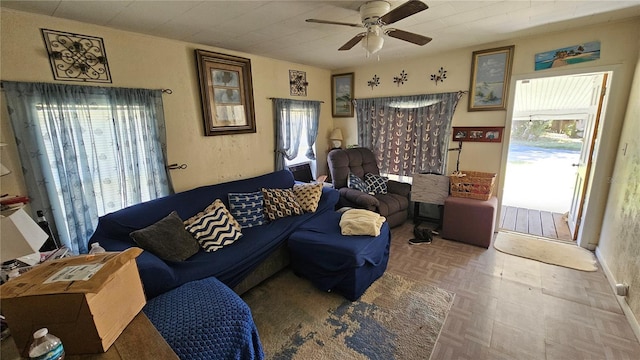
[130, 211, 200, 262]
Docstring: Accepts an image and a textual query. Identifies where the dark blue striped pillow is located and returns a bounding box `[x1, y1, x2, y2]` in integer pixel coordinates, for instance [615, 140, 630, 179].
[228, 191, 267, 228]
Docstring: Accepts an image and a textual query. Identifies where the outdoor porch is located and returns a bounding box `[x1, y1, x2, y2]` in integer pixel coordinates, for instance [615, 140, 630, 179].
[500, 205, 573, 241]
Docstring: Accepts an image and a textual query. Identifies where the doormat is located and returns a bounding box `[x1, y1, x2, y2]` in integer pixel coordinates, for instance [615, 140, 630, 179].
[243, 270, 454, 360]
[494, 231, 597, 271]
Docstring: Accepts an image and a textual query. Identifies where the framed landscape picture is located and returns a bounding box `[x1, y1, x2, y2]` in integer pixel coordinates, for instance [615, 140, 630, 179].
[452, 126, 503, 143]
[332, 72, 354, 117]
[535, 41, 601, 71]
[468, 45, 514, 112]
[195, 49, 256, 136]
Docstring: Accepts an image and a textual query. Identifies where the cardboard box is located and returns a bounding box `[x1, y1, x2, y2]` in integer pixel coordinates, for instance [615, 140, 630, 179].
[0, 248, 146, 356]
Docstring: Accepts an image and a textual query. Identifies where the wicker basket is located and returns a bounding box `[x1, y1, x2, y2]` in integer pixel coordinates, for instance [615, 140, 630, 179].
[449, 170, 496, 201]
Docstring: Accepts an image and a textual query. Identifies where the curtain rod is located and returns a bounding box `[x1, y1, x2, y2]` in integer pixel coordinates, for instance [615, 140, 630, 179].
[355, 90, 468, 100]
[0, 81, 173, 94]
[268, 97, 324, 103]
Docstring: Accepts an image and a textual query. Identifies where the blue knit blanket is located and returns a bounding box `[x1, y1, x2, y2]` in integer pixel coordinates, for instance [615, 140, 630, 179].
[144, 276, 264, 360]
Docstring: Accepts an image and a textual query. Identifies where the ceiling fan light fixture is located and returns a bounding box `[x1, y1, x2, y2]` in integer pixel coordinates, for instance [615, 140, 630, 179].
[362, 32, 384, 56]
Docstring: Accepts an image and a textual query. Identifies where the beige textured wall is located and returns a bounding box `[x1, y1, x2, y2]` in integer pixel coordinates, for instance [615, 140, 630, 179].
[333, 18, 640, 248]
[598, 49, 640, 327]
[0, 9, 333, 194]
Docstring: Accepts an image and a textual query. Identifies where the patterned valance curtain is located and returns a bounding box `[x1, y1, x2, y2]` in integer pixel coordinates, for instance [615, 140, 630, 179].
[272, 98, 321, 170]
[2, 81, 171, 254]
[355, 92, 462, 176]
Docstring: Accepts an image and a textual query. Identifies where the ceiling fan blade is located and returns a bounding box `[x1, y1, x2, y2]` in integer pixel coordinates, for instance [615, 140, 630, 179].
[379, 0, 429, 25]
[339, 33, 366, 50]
[305, 19, 364, 28]
[385, 29, 432, 46]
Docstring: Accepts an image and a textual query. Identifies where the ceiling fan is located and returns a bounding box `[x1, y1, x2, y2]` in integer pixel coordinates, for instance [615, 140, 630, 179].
[306, 0, 432, 56]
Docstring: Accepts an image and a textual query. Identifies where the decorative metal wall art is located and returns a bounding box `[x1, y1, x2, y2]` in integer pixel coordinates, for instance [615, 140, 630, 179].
[430, 67, 447, 85]
[41, 29, 111, 83]
[289, 70, 308, 96]
[368, 74, 380, 89]
[393, 70, 408, 86]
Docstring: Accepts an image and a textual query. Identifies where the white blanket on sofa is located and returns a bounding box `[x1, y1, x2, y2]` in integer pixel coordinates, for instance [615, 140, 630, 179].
[339, 209, 386, 237]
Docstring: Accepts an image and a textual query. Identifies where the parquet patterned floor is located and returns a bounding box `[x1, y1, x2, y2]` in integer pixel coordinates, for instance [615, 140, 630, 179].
[387, 221, 640, 360]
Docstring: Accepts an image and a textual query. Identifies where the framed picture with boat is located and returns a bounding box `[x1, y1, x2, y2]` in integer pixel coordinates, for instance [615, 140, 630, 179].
[468, 45, 514, 112]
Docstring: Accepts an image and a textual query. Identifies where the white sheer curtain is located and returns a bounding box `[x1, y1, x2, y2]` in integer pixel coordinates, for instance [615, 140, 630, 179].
[3, 81, 171, 254]
[272, 98, 321, 171]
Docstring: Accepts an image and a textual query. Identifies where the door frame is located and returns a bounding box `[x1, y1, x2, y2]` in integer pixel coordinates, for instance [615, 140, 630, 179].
[497, 64, 619, 250]
[567, 73, 608, 240]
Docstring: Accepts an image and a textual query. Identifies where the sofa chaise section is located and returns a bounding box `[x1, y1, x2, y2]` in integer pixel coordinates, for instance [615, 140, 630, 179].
[89, 169, 339, 299]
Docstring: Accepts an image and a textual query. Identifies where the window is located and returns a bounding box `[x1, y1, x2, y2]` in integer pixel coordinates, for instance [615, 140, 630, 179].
[283, 108, 316, 178]
[273, 99, 321, 175]
[36, 102, 156, 217]
[355, 92, 463, 177]
[3, 81, 170, 254]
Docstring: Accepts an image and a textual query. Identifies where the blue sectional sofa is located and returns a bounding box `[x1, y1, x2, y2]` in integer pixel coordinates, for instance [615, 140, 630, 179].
[88, 169, 392, 359]
[89, 169, 339, 299]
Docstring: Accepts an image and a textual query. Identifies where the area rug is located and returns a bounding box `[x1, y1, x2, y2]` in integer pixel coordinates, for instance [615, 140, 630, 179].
[242, 270, 455, 360]
[494, 231, 598, 271]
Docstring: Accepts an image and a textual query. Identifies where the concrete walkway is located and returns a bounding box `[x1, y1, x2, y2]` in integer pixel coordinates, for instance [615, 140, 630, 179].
[502, 144, 580, 214]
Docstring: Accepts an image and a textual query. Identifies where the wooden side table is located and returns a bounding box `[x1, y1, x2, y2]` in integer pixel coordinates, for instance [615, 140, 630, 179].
[1, 312, 177, 360]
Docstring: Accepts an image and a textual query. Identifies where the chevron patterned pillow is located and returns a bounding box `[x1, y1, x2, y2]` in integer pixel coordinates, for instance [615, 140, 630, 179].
[261, 188, 304, 221]
[183, 199, 241, 231]
[365, 173, 388, 195]
[185, 206, 243, 252]
[228, 191, 267, 228]
[293, 183, 323, 213]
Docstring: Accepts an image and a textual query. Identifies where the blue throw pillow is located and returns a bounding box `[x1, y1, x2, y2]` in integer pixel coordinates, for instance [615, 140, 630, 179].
[348, 172, 368, 193]
[228, 191, 267, 228]
[365, 173, 388, 195]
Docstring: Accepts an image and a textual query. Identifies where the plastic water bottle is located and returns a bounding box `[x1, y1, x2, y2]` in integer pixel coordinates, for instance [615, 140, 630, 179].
[28, 328, 65, 360]
[89, 242, 106, 254]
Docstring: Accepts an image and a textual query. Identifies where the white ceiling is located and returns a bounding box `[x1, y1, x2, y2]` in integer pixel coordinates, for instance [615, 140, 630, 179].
[2, 0, 640, 70]
[513, 73, 603, 120]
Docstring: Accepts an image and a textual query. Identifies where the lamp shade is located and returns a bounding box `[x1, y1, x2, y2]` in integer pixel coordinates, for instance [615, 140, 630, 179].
[330, 128, 343, 141]
[362, 33, 384, 55]
[1, 208, 48, 262]
[0, 162, 10, 176]
[0, 143, 9, 176]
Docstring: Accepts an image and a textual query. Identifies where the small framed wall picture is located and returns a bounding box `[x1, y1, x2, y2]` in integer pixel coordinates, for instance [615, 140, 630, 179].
[452, 127, 503, 143]
[332, 72, 354, 117]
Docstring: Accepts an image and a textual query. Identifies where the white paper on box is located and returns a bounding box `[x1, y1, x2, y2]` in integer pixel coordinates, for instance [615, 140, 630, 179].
[44, 264, 104, 283]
